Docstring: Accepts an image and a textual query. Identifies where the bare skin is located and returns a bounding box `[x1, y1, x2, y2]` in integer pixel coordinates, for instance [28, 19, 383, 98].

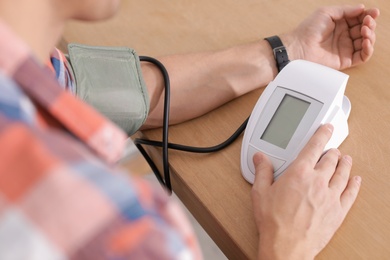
[253, 125, 360, 259]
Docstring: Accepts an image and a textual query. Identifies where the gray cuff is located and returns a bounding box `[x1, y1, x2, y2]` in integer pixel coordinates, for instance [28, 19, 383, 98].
[67, 43, 149, 136]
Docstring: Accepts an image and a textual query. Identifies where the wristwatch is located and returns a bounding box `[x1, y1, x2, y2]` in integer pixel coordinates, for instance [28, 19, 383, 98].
[265, 35, 290, 72]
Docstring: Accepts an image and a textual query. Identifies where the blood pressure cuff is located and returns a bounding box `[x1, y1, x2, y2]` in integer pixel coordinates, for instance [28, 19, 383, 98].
[66, 43, 149, 136]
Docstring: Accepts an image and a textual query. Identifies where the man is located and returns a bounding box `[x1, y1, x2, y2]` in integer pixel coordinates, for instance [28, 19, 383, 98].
[0, 0, 379, 259]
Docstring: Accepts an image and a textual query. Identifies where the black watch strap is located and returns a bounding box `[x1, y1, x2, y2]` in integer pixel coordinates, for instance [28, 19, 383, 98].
[265, 35, 290, 72]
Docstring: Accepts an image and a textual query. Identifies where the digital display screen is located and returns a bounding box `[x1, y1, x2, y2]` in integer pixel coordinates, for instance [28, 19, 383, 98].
[261, 94, 310, 149]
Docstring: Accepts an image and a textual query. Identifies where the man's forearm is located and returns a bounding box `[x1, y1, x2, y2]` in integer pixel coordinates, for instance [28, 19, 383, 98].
[140, 40, 278, 129]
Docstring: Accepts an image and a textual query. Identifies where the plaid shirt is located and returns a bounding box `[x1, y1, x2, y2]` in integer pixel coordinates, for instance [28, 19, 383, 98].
[0, 21, 201, 259]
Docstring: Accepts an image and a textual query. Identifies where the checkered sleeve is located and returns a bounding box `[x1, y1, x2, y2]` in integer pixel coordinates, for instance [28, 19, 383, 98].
[0, 116, 202, 260]
[0, 21, 202, 259]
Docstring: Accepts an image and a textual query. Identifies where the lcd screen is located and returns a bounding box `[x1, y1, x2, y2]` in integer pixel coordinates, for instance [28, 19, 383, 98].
[261, 94, 310, 149]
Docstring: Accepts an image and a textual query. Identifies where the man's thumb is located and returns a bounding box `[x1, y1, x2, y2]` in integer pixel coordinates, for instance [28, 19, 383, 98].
[252, 152, 274, 187]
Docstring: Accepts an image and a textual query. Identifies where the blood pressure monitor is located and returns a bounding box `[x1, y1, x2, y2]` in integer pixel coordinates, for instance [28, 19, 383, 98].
[241, 60, 351, 184]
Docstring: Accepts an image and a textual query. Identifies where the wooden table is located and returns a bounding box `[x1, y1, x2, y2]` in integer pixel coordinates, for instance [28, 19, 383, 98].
[64, 0, 390, 259]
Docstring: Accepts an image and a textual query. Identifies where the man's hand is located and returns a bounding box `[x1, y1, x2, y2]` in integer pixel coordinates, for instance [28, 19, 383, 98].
[251, 124, 361, 260]
[282, 4, 380, 70]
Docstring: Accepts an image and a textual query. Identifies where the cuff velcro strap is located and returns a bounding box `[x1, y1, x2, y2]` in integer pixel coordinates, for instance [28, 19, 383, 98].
[67, 44, 149, 136]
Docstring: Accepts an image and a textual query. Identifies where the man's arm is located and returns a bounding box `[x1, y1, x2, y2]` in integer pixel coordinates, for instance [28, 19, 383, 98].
[141, 40, 277, 128]
[140, 4, 379, 129]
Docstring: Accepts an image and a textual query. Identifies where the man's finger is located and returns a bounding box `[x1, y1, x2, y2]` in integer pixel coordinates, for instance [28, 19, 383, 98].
[340, 176, 362, 215]
[296, 124, 334, 168]
[252, 152, 274, 192]
[329, 155, 353, 193]
[315, 148, 341, 180]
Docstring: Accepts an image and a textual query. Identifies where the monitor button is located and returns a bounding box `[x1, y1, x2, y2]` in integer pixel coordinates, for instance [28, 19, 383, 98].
[247, 146, 286, 174]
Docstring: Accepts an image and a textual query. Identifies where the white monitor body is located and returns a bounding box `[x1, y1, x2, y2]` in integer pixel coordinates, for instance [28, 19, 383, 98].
[241, 60, 350, 184]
